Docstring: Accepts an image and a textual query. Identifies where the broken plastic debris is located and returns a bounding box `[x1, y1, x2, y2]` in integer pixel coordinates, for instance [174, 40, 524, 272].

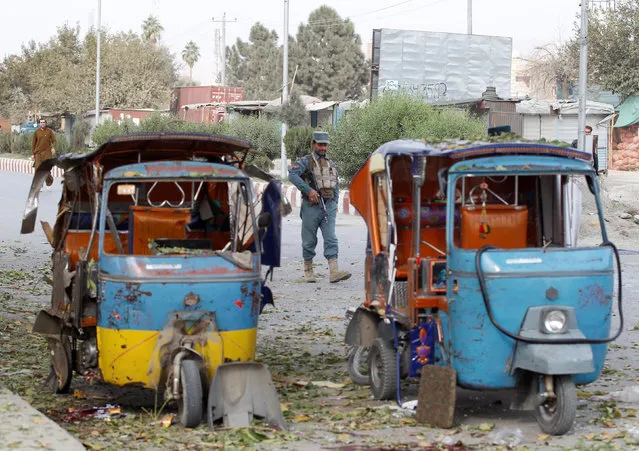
[159, 413, 174, 427]
[60, 404, 124, 422]
[488, 427, 523, 447]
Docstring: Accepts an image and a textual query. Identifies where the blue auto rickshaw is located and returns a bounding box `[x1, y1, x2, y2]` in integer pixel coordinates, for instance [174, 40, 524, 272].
[22, 133, 289, 429]
[346, 139, 623, 435]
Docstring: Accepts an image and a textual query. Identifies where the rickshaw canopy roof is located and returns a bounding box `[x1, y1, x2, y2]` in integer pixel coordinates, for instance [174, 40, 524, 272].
[369, 139, 591, 161]
[104, 160, 248, 180]
[56, 132, 253, 172]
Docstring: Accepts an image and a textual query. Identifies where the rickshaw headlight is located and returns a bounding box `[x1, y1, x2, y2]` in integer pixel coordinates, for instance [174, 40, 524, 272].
[542, 310, 568, 334]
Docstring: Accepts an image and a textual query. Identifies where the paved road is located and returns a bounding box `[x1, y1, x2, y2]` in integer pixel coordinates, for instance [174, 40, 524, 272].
[1, 171, 639, 450]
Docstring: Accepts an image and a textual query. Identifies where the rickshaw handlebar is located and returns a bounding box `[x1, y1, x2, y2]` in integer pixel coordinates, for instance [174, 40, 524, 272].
[475, 242, 623, 345]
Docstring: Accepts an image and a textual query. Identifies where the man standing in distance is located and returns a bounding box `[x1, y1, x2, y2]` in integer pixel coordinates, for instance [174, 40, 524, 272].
[32, 118, 56, 187]
[288, 131, 351, 283]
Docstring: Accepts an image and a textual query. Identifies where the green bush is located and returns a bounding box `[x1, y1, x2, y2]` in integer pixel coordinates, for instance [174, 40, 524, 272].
[71, 120, 91, 154]
[227, 116, 280, 162]
[329, 94, 487, 181]
[0, 133, 13, 154]
[90, 114, 279, 172]
[284, 126, 314, 162]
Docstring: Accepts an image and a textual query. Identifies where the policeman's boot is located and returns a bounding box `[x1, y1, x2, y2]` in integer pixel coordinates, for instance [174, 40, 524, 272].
[328, 258, 351, 283]
[303, 260, 317, 283]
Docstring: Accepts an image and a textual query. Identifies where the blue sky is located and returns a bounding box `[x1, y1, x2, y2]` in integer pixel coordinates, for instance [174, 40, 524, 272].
[3, 0, 583, 84]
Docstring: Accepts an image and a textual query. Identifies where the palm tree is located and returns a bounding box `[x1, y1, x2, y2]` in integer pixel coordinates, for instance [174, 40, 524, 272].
[182, 41, 201, 80]
[142, 15, 164, 44]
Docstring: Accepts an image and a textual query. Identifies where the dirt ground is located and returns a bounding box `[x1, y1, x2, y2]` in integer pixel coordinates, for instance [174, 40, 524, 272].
[1, 171, 639, 450]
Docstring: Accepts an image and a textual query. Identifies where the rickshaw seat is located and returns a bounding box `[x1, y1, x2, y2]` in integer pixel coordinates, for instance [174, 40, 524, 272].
[128, 206, 191, 255]
[460, 205, 528, 249]
[64, 231, 129, 268]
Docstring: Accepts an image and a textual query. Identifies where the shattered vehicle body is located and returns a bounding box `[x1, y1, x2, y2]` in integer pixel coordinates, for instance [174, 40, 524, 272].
[22, 133, 288, 429]
[345, 139, 623, 435]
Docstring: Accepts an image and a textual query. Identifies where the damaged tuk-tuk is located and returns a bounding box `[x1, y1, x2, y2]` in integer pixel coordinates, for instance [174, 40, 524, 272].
[22, 132, 290, 429]
[345, 139, 623, 435]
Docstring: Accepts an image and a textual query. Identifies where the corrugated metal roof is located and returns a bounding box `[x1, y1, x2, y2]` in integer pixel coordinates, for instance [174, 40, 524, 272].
[517, 99, 615, 116]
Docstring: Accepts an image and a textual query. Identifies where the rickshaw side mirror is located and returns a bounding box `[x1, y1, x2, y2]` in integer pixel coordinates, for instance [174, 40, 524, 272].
[257, 212, 272, 229]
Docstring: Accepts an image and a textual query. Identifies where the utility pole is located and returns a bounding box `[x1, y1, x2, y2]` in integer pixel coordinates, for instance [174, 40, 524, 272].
[467, 0, 472, 34]
[281, 0, 289, 179]
[577, 1, 588, 153]
[212, 13, 236, 86]
[94, 0, 101, 132]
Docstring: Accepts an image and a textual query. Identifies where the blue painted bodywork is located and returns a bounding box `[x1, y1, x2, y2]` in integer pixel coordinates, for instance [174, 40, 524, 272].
[97, 161, 276, 335]
[437, 155, 614, 389]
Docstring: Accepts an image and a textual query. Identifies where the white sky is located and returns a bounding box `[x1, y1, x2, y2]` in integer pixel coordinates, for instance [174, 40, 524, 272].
[3, 0, 582, 85]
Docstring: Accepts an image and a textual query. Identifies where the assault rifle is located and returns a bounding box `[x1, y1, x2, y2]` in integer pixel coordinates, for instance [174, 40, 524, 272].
[308, 169, 328, 223]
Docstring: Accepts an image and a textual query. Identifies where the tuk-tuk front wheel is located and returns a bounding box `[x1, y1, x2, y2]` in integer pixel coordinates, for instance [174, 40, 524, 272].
[534, 374, 576, 436]
[369, 338, 397, 401]
[177, 360, 203, 428]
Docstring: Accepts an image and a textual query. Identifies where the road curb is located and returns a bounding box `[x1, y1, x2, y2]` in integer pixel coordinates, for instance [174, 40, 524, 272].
[0, 157, 359, 216]
[0, 385, 86, 450]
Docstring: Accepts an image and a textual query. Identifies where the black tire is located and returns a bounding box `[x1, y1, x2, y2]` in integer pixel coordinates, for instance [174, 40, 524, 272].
[178, 360, 203, 428]
[534, 375, 577, 436]
[347, 346, 371, 385]
[369, 338, 398, 401]
[44, 338, 72, 394]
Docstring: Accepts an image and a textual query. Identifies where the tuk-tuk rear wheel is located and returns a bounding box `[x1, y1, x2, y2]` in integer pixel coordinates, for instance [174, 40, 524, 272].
[177, 360, 203, 428]
[347, 346, 371, 385]
[534, 375, 576, 436]
[369, 338, 397, 401]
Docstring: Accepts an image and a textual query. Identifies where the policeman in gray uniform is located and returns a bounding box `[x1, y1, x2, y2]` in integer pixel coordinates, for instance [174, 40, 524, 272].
[288, 131, 351, 283]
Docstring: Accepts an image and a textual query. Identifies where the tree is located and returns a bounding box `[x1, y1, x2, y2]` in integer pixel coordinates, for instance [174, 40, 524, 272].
[0, 24, 177, 121]
[182, 41, 200, 80]
[142, 15, 164, 45]
[292, 6, 368, 101]
[585, 1, 639, 98]
[525, 44, 578, 99]
[227, 23, 283, 100]
[275, 90, 307, 126]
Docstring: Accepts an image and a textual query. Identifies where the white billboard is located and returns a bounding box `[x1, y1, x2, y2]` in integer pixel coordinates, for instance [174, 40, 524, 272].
[373, 29, 512, 103]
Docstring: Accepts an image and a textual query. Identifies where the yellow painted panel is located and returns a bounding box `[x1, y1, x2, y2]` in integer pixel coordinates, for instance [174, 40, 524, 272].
[96, 327, 257, 388]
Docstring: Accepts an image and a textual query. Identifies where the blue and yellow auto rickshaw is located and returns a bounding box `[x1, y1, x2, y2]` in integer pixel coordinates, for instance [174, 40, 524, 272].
[22, 133, 289, 429]
[345, 139, 623, 435]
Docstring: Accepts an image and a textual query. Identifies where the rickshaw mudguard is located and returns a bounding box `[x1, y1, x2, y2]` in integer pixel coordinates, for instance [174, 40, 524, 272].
[511, 342, 594, 375]
[345, 307, 379, 347]
[32, 310, 65, 336]
[207, 361, 285, 430]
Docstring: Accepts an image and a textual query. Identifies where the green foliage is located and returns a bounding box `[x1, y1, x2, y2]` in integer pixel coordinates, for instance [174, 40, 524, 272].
[329, 94, 486, 181]
[142, 15, 164, 44]
[227, 23, 283, 100]
[293, 6, 368, 101]
[0, 24, 177, 123]
[226, 116, 280, 163]
[90, 113, 277, 172]
[275, 91, 307, 126]
[181, 41, 200, 80]
[71, 120, 90, 153]
[585, 1, 639, 98]
[284, 126, 314, 161]
[0, 131, 70, 157]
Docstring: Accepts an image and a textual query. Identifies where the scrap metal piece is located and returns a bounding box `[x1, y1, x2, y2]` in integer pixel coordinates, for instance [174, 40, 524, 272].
[207, 362, 285, 430]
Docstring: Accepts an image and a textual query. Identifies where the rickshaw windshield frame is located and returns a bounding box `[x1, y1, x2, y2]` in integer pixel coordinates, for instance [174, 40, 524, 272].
[98, 175, 257, 258]
[445, 157, 607, 251]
